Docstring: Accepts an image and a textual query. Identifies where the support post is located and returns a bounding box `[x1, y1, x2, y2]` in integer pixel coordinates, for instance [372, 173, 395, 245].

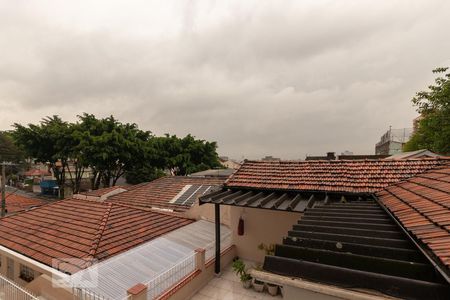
[195, 248, 206, 272]
[127, 283, 147, 300]
[215, 203, 221, 275]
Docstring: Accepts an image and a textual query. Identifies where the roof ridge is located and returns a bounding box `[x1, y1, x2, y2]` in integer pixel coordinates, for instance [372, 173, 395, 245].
[113, 202, 191, 219]
[243, 157, 450, 163]
[84, 202, 114, 267]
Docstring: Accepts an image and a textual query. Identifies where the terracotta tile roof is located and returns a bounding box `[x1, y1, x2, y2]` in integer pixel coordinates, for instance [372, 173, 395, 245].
[225, 158, 450, 193]
[4, 192, 43, 214]
[378, 165, 450, 271]
[23, 169, 51, 177]
[0, 198, 194, 274]
[107, 176, 224, 212]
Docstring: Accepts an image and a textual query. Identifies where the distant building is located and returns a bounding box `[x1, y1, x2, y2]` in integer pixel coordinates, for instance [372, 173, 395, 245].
[261, 156, 281, 161]
[386, 149, 441, 160]
[306, 152, 389, 161]
[339, 154, 390, 160]
[218, 156, 241, 169]
[305, 152, 336, 161]
[375, 127, 413, 155]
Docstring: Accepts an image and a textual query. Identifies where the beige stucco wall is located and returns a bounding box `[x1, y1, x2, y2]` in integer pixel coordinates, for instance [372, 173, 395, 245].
[186, 203, 302, 263]
[26, 274, 73, 300]
[185, 202, 231, 226]
[0, 247, 72, 299]
[229, 206, 302, 263]
[251, 269, 392, 300]
[0, 249, 44, 286]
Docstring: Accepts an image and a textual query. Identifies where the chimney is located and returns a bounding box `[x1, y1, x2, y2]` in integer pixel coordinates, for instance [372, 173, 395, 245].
[326, 152, 336, 160]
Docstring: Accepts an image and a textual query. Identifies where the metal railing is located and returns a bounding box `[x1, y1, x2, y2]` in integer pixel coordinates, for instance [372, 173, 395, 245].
[145, 253, 196, 300]
[205, 231, 232, 262]
[0, 273, 39, 300]
[72, 287, 107, 300]
[72, 287, 131, 300]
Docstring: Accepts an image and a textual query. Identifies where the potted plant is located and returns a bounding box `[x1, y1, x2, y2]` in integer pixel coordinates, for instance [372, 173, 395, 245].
[257, 243, 275, 256]
[253, 279, 265, 292]
[240, 272, 252, 289]
[267, 283, 278, 296]
[232, 258, 252, 288]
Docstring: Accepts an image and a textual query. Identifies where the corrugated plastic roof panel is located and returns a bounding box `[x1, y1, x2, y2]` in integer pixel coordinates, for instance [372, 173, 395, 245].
[67, 220, 231, 299]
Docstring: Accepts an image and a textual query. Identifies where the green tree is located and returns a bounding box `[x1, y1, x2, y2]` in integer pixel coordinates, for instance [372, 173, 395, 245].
[13, 116, 73, 198]
[77, 114, 152, 188]
[149, 134, 221, 176]
[0, 131, 23, 163]
[404, 67, 450, 154]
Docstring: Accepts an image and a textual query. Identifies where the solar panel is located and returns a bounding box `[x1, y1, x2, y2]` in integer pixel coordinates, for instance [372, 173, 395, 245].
[171, 185, 215, 206]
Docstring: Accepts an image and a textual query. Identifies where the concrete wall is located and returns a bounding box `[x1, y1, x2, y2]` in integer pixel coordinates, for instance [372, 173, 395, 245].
[229, 206, 302, 264]
[185, 202, 231, 226]
[186, 203, 301, 265]
[251, 269, 390, 300]
[0, 249, 43, 287]
[0, 247, 72, 299]
[26, 274, 73, 300]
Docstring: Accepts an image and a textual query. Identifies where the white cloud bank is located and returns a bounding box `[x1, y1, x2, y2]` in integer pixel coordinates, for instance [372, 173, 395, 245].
[0, 0, 449, 159]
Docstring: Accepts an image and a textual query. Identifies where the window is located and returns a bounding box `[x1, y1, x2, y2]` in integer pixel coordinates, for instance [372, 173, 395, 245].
[19, 264, 34, 282]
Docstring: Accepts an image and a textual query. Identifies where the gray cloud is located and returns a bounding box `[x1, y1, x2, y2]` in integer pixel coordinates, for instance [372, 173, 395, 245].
[0, 0, 449, 159]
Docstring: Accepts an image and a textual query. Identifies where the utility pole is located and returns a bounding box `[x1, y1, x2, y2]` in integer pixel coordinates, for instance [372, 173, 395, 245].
[1, 162, 6, 217]
[1, 161, 16, 217]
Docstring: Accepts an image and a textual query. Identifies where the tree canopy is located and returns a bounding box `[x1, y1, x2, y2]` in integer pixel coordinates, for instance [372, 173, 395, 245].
[0, 131, 23, 163]
[12, 114, 221, 195]
[404, 68, 450, 154]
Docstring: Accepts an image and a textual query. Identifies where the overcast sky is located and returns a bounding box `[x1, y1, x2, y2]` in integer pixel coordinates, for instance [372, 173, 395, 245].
[1, 0, 449, 160]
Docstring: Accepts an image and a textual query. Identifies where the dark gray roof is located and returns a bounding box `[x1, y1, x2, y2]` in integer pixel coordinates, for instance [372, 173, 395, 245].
[263, 201, 450, 300]
[200, 188, 370, 212]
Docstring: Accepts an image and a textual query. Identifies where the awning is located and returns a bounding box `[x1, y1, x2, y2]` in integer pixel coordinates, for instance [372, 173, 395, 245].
[199, 188, 370, 212]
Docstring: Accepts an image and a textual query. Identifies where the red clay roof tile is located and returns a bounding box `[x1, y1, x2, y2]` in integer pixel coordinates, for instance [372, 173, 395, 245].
[3, 192, 43, 214]
[378, 165, 450, 270]
[0, 198, 194, 274]
[225, 158, 450, 193]
[107, 176, 224, 212]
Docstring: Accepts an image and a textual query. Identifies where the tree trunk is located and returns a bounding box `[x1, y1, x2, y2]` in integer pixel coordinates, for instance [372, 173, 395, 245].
[94, 171, 102, 189]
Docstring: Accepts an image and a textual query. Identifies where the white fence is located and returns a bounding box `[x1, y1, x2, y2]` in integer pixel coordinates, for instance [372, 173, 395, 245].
[0, 273, 39, 300]
[145, 253, 196, 300]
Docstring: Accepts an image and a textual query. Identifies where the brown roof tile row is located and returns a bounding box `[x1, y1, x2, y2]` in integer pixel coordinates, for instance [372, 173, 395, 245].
[107, 176, 224, 212]
[225, 158, 450, 193]
[4, 192, 43, 214]
[0, 198, 193, 274]
[378, 166, 450, 269]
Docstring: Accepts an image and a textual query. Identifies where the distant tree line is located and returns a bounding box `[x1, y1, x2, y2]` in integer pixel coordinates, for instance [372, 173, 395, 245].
[10, 114, 221, 196]
[404, 67, 450, 154]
